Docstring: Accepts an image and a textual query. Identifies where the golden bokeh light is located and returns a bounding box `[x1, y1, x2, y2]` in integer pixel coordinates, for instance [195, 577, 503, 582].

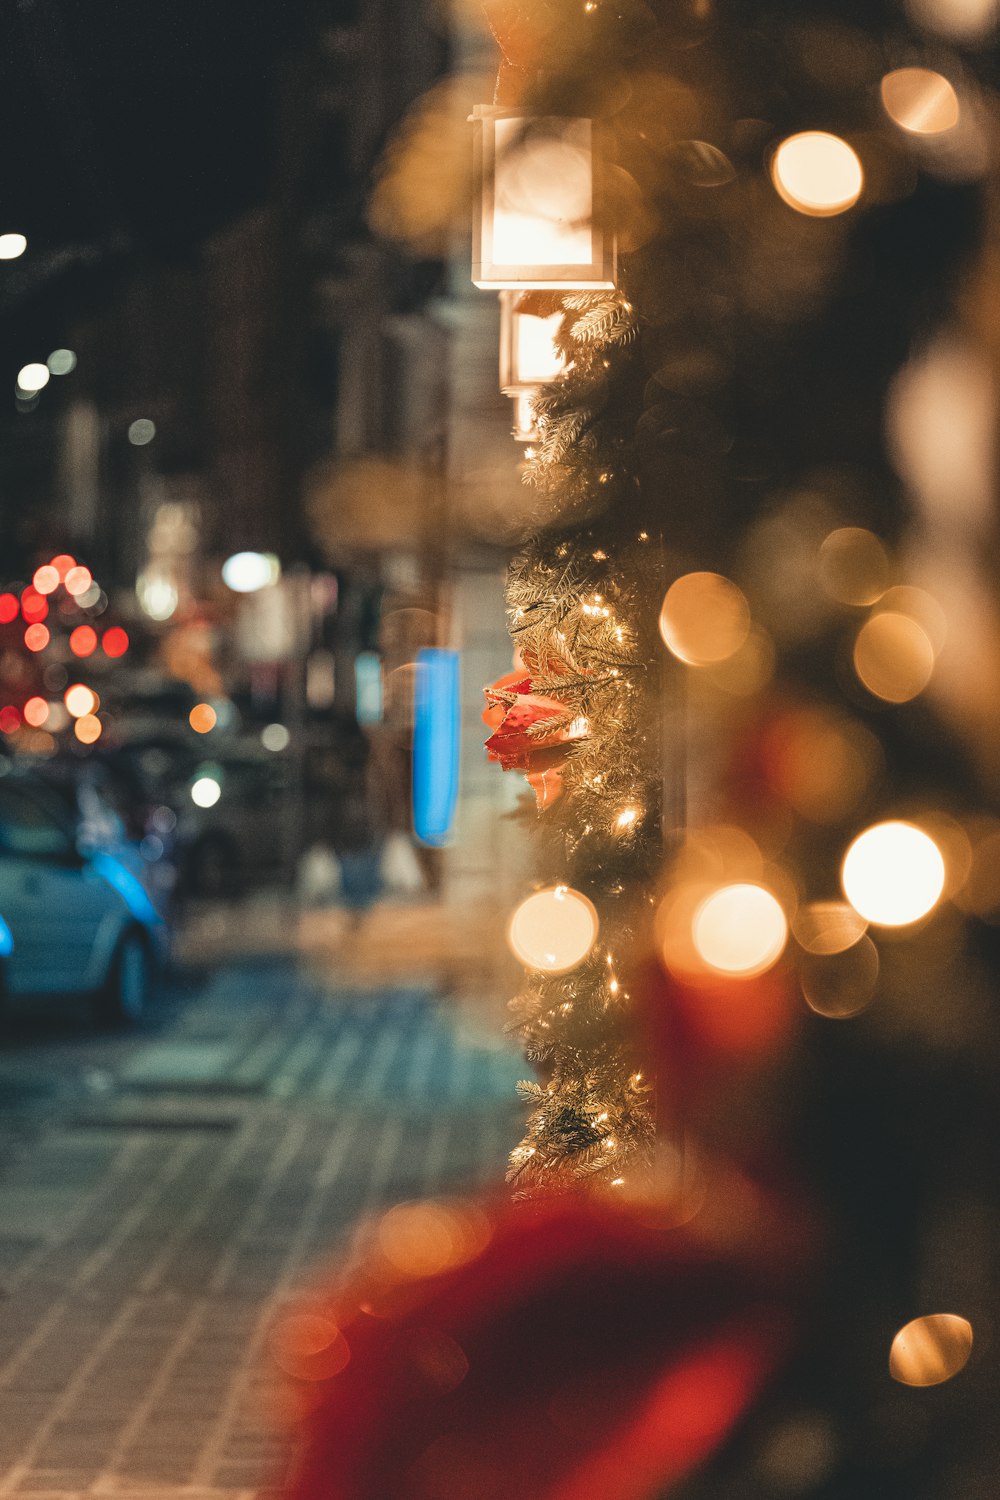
[881, 68, 960, 135]
[704, 626, 775, 697]
[920, 812, 973, 897]
[771, 131, 863, 217]
[889, 1313, 973, 1387]
[800, 935, 879, 1018]
[672, 825, 765, 887]
[189, 703, 217, 734]
[842, 820, 945, 926]
[268, 1313, 351, 1381]
[22, 696, 49, 729]
[377, 1200, 492, 1280]
[64, 684, 98, 719]
[508, 885, 599, 974]
[853, 611, 935, 702]
[874, 585, 947, 654]
[691, 882, 788, 978]
[818, 527, 890, 606]
[769, 708, 881, 823]
[792, 900, 868, 955]
[954, 821, 1000, 920]
[906, 0, 998, 42]
[24, 623, 49, 652]
[659, 572, 751, 666]
[74, 714, 102, 745]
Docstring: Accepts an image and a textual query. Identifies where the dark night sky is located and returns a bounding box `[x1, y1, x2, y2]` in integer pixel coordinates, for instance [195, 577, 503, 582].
[0, 0, 304, 255]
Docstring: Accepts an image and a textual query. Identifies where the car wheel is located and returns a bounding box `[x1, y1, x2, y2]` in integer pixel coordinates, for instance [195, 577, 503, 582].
[95, 931, 150, 1027]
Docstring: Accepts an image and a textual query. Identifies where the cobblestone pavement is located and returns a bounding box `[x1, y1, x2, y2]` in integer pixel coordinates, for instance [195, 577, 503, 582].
[0, 954, 524, 1500]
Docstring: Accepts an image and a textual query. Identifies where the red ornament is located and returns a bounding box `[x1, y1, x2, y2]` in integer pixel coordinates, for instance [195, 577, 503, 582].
[483, 670, 587, 807]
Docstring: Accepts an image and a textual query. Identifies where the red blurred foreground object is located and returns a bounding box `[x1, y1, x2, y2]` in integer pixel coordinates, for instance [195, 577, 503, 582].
[284, 1195, 803, 1500]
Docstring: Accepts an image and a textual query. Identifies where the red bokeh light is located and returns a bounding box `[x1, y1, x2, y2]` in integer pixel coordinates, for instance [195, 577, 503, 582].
[32, 565, 60, 595]
[0, 705, 21, 734]
[102, 626, 129, 658]
[64, 566, 93, 597]
[69, 625, 98, 657]
[23, 696, 49, 727]
[0, 593, 18, 624]
[24, 623, 50, 652]
[49, 554, 76, 579]
[20, 588, 48, 623]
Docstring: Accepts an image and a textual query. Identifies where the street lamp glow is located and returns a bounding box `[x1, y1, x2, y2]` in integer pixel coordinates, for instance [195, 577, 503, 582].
[191, 776, 222, 809]
[0, 233, 27, 260]
[221, 551, 280, 593]
[17, 363, 50, 394]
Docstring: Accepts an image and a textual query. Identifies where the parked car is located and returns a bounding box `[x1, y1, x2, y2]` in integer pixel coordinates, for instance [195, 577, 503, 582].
[0, 767, 167, 1024]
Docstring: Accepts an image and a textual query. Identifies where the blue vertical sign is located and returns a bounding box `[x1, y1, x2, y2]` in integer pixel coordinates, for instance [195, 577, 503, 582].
[412, 648, 460, 847]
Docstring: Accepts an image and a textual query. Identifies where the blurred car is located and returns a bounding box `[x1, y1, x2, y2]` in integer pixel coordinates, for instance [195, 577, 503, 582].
[173, 748, 297, 896]
[0, 767, 167, 1024]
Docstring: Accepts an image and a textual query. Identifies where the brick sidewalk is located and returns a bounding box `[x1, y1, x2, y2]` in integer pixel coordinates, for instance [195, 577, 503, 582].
[0, 958, 524, 1500]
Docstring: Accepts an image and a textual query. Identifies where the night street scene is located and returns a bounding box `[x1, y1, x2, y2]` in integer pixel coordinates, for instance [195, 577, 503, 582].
[1, 0, 1000, 1497]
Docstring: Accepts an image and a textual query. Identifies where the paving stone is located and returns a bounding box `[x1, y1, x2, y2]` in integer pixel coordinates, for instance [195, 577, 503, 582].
[0, 953, 521, 1492]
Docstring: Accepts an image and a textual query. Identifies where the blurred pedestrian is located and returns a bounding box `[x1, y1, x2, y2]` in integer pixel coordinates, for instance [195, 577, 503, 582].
[306, 718, 389, 929]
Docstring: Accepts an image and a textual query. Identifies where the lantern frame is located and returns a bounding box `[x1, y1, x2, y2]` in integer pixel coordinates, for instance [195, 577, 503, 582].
[498, 292, 567, 395]
[471, 107, 616, 290]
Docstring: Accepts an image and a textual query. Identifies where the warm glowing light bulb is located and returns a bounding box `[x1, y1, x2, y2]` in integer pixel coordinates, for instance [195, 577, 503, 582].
[842, 821, 945, 926]
[17, 362, 50, 393]
[659, 572, 751, 666]
[64, 684, 98, 718]
[507, 885, 599, 974]
[771, 131, 863, 217]
[102, 627, 129, 658]
[69, 625, 98, 657]
[191, 776, 222, 808]
[23, 697, 48, 728]
[889, 1314, 972, 1386]
[691, 882, 788, 977]
[881, 68, 960, 135]
[65, 566, 92, 597]
[74, 714, 102, 745]
[189, 703, 217, 734]
[24, 624, 49, 652]
[221, 551, 281, 593]
[0, 233, 27, 260]
[32, 565, 59, 595]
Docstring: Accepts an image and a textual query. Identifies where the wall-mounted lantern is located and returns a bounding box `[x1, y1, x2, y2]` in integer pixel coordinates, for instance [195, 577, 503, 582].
[499, 291, 566, 393]
[471, 108, 616, 290]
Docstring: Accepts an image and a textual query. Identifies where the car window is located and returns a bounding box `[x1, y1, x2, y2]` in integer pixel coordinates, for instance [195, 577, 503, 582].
[0, 782, 76, 860]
